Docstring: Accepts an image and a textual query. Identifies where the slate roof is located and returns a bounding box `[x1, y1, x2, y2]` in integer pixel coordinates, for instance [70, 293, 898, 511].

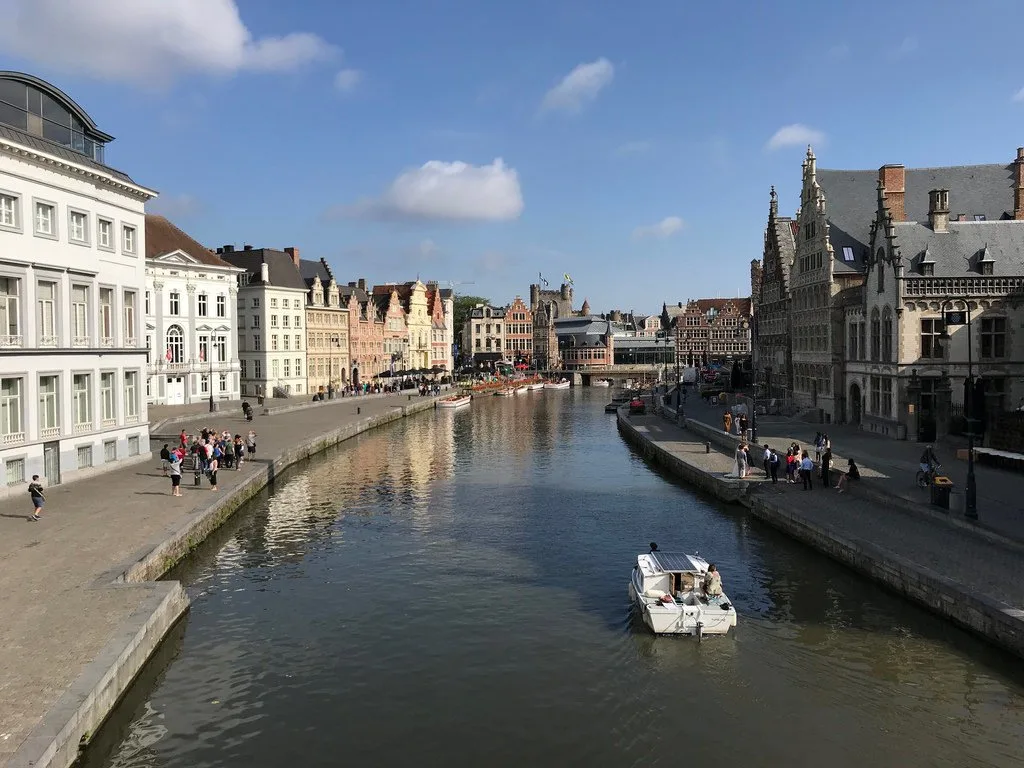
[145, 215, 236, 268]
[0, 123, 135, 183]
[690, 297, 752, 316]
[817, 163, 1017, 274]
[773, 216, 797, 289]
[554, 316, 613, 345]
[219, 249, 307, 290]
[893, 221, 1024, 277]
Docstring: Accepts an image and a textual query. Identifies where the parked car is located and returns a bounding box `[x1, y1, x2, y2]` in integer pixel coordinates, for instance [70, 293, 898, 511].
[629, 398, 646, 415]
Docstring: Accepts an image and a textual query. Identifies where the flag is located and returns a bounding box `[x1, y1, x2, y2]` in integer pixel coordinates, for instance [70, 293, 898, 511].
[165, 347, 172, 362]
[539, 272, 549, 287]
[563, 273, 573, 284]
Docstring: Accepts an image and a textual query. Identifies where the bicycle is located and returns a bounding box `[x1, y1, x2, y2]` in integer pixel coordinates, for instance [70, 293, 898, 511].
[915, 463, 941, 488]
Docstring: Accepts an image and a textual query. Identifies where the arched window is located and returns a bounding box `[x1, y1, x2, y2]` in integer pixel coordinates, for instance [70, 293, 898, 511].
[870, 309, 881, 361]
[166, 325, 184, 363]
[881, 307, 893, 362]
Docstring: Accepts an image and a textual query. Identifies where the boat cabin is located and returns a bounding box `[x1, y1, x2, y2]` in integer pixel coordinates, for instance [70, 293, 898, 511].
[636, 552, 708, 597]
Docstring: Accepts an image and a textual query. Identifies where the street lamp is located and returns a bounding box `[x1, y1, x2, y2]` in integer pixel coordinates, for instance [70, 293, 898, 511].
[739, 318, 755, 442]
[937, 300, 978, 520]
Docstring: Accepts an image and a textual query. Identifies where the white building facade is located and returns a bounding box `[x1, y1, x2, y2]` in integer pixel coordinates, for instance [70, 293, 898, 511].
[144, 215, 242, 406]
[0, 71, 154, 497]
[219, 247, 309, 398]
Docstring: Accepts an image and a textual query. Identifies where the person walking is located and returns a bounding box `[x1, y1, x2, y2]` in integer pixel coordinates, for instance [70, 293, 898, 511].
[723, 411, 733, 435]
[28, 475, 45, 521]
[169, 453, 183, 497]
[208, 455, 219, 491]
[762, 444, 772, 478]
[814, 433, 824, 463]
[769, 449, 780, 484]
[246, 429, 257, 459]
[821, 446, 833, 488]
[736, 443, 748, 479]
[800, 451, 814, 490]
[160, 443, 171, 476]
[739, 414, 749, 441]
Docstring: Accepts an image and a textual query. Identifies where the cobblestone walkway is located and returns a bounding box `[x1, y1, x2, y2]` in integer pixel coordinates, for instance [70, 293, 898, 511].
[0, 393, 431, 765]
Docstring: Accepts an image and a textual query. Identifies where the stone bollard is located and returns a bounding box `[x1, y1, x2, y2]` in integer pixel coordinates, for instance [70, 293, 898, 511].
[408, 395, 412, 401]
[357, 406, 361, 415]
[705, 442, 711, 454]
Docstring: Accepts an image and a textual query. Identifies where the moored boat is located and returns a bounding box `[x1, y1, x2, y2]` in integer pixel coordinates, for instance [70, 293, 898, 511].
[545, 379, 571, 390]
[494, 388, 515, 397]
[592, 379, 611, 388]
[628, 544, 737, 639]
[514, 385, 528, 395]
[437, 394, 471, 409]
[604, 402, 619, 413]
[527, 382, 545, 391]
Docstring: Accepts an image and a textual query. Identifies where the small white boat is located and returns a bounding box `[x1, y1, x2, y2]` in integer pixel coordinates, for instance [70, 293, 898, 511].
[514, 386, 528, 395]
[592, 379, 611, 388]
[437, 394, 471, 409]
[494, 388, 515, 397]
[545, 379, 571, 390]
[628, 545, 737, 638]
[527, 382, 545, 391]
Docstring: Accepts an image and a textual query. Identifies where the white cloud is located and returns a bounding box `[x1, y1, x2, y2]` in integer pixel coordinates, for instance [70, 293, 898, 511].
[328, 158, 524, 222]
[1013, 87, 1024, 103]
[0, 0, 336, 85]
[148, 193, 202, 219]
[632, 216, 685, 240]
[541, 58, 614, 114]
[766, 124, 825, 151]
[334, 68, 362, 93]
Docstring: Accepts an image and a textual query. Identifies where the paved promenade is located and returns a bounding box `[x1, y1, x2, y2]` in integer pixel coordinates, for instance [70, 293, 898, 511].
[680, 395, 1024, 545]
[0, 391, 437, 766]
[622, 407, 1024, 654]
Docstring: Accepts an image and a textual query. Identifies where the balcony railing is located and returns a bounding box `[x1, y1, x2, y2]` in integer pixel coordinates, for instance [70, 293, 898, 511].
[72, 336, 90, 347]
[2, 431, 25, 446]
[74, 422, 92, 435]
[40, 426, 60, 440]
[101, 337, 115, 348]
[125, 414, 139, 424]
[39, 335, 57, 347]
[101, 418, 116, 428]
[0, 334, 23, 347]
[125, 337, 137, 347]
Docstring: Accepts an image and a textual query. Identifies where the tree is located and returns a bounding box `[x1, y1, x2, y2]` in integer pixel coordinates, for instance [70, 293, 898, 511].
[453, 295, 490, 362]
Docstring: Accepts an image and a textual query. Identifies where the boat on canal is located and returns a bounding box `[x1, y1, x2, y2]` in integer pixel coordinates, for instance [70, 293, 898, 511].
[592, 379, 611, 388]
[527, 382, 545, 391]
[514, 385, 528, 395]
[629, 544, 737, 639]
[437, 394, 471, 409]
[604, 402, 620, 413]
[545, 379, 571, 390]
[494, 388, 515, 397]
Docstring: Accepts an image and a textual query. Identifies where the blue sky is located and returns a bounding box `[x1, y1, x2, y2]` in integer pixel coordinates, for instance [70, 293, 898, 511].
[2, 0, 1023, 314]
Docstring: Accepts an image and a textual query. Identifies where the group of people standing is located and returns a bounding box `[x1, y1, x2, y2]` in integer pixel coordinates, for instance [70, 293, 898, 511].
[160, 428, 258, 496]
[731, 431, 860, 492]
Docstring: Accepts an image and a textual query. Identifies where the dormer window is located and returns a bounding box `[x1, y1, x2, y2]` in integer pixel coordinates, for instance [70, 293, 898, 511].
[977, 247, 995, 276]
[973, 215, 986, 222]
[918, 249, 935, 276]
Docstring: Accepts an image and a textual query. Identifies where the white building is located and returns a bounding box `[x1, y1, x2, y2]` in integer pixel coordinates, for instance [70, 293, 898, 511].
[144, 215, 243, 406]
[0, 71, 155, 497]
[464, 303, 507, 367]
[218, 246, 309, 398]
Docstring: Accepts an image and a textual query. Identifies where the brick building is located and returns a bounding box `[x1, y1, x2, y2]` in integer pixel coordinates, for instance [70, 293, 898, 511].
[662, 298, 752, 366]
[504, 295, 533, 364]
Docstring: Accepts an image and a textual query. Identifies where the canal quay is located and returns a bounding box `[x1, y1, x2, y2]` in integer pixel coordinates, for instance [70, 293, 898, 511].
[68, 390, 1024, 768]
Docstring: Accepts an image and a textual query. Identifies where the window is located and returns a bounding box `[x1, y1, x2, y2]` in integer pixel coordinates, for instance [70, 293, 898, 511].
[0, 277, 20, 343]
[870, 376, 881, 414]
[252, 315, 260, 328]
[881, 378, 893, 417]
[294, 334, 301, 350]
[240, 360, 248, 378]
[283, 335, 290, 351]
[271, 334, 278, 351]
[34, 201, 56, 236]
[295, 358, 302, 377]
[97, 218, 113, 250]
[881, 309, 893, 362]
[169, 291, 180, 315]
[200, 375, 209, 394]
[973, 214, 986, 222]
[145, 290, 150, 314]
[920, 318, 942, 359]
[253, 334, 261, 351]
[123, 292, 136, 344]
[271, 359, 279, 378]
[284, 359, 291, 378]
[71, 285, 89, 344]
[294, 314, 301, 328]
[876, 249, 885, 292]
[214, 335, 226, 362]
[858, 323, 866, 361]
[77, 445, 93, 469]
[198, 293, 208, 316]
[69, 210, 88, 243]
[270, 298, 278, 308]
[0, 192, 19, 230]
[252, 298, 260, 309]
[255, 360, 262, 379]
[6, 457, 25, 486]
[39, 375, 59, 433]
[848, 323, 858, 360]
[842, 247, 855, 262]
[122, 225, 136, 254]
[219, 373, 227, 392]
[0, 377, 23, 438]
[128, 435, 140, 456]
[100, 372, 115, 422]
[920, 262, 934, 277]
[104, 440, 117, 463]
[165, 325, 184, 363]
[197, 334, 209, 363]
[73, 374, 91, 427]
[979, 260, 994, 276]
[271, 314, 278, 327]
[870, 310, 880, 361]
[99, 288, 114, 343]
[980, 318, 1006, 359]
[216, 295, 226, 317]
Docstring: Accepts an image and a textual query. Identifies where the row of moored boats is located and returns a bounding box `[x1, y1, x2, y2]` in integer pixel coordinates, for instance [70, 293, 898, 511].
[437, 379, 572, 408]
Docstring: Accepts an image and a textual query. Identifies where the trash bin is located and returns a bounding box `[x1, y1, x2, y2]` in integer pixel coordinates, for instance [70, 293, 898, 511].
[930, 476, 953, 510]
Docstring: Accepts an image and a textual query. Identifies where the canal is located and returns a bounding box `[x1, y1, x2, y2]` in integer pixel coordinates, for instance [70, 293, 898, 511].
[84, 390, 1024, 768]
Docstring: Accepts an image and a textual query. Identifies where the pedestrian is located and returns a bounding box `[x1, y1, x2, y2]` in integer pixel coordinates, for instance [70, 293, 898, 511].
[160, 443, 171, 476]
[769, 449, 780, 484]
[814, 432, 824, 462]
[234, 435, 245, 468]
[800, 451, 814, 490]
[821, 446, 833, 488]
[736, 443, 748, 479]
[179, 429, 187, 450]
[740, 414, 749, 440]
[835, 458, 860, 492]
[208, 455, 219, 491]
[785, 448, 796, 483]
[246, 429, 257, 458]
[169, 454, 183, 496]
[723, 411, 732, 434]
[28, 474, 45, 521]
[762, 443, 772, 478]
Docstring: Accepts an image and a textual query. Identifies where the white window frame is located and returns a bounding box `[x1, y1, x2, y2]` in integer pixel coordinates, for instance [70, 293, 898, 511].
[36, 280, 57, 347]
[216, 295, 226, 317]
[122, 224, 137, 255]
[123, 291, 137, 345]
[0, 190, 21, 232]
[71, 284, 89, 345]
[99, 287, 114, 343]
[33, 199, 58, 239]
[124, 371, 139, 420]
[72, 373, 92, 428]
[100, 371, 116, 423]
[68, 208, 89, 245]
[169, 291, 180, 316]
[0, 377, 24, 438]
[38, 374, 59, 434]
[97, 217, 114, 251]
[198, 293, 208, 317]
[0, 276, 21, 344]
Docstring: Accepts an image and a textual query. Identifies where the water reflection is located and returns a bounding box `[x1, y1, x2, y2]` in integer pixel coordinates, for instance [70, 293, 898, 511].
[86, 391, 1024, 768]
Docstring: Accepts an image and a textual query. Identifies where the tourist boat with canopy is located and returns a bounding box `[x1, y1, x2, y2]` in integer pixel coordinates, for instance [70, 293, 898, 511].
[437, 394, 471, 409]
[545, 379, 571, 390]
[628, 544, 737, 638]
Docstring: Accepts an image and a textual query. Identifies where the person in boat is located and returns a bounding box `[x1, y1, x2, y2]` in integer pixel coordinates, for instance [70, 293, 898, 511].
[702, 564, 723, 598]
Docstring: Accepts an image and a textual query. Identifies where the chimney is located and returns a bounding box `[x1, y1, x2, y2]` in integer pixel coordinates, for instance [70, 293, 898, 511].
[928, 189, 950, 233]
[284, 246, 300, 269]
[243, 244, 252, 251]
[260, 261, 269, 283]
[357, 278, 366, 291]
[222, 244, 235, 253]
[678, 301, 683, 308]
[1014, 147, 1024, 221]
[216, 247, 223, 254]
[348, 281, 356, 288]
[879, 164, 906, 222]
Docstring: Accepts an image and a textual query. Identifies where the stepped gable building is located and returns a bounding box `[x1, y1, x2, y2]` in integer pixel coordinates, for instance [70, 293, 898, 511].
[662, 298, 753, 366]
[425, 282, 453, 373]
[529, 281, 574, 369]
[298, 256, 349, 394]
[0, 71, 156, 495]
[370, 284, 410, 373]
[219, 246, 309, 397]
[505, 295, 533, 364]
[145, 215, 242, 406]
[341, 278, 385, 385]
[753, 186, 798, 404]
[845, 148, 1024, 442]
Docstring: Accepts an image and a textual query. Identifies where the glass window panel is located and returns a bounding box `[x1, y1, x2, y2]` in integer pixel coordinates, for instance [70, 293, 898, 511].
[41, 93, 68, 124]
[42, 120, 71, 147]
[0, 101, 27, 131]
[26, 86, 42, 115]
[0, 79, 26, 107]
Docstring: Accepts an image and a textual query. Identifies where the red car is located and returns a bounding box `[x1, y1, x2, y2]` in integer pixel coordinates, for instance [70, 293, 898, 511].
[629, 398, 646, 415]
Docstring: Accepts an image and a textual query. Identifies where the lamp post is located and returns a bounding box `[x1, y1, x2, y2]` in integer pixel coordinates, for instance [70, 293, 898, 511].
[937, 301, 978, 520]
[740, 318, 755, 442]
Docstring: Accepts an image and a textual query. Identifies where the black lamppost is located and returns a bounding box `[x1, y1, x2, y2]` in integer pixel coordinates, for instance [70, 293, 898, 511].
[937, 301, 978, 520]
[206, 342, 215, 413]
[739, 318, 756, 442]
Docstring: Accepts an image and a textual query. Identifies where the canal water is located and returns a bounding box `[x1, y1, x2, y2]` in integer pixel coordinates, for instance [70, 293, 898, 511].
[84, 390, 1024, 768]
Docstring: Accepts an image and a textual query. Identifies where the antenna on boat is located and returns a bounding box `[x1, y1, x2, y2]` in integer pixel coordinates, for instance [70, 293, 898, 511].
[649, 542, 658, 552]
